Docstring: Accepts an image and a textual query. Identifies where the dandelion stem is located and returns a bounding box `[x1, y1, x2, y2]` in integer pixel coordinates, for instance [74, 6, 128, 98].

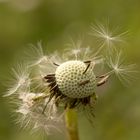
[65, 107, 79, 140]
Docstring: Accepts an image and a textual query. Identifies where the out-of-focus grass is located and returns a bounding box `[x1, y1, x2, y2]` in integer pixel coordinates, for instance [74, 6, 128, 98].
[0, 0, 140, 140]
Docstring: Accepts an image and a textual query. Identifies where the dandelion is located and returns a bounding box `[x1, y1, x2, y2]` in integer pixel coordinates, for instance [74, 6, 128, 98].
[5, 24, 136, 140]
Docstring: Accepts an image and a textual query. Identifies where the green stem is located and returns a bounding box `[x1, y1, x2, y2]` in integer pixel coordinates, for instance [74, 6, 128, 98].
[65, 107, 79, 140]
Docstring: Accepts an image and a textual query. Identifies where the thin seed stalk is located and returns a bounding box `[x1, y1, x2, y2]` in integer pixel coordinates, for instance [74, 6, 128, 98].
[65, 107, 79, 140]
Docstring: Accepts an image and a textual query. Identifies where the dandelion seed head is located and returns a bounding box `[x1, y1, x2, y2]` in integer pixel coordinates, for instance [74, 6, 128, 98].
[55, 60, 96, 98]
[5, 23, 136, 135]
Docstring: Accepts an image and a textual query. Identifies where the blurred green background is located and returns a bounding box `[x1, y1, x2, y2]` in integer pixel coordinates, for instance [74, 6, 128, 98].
[0, 0, 140, 140]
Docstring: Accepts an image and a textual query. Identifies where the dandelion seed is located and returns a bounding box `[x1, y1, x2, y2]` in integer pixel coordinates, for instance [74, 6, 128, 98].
[106, 50, 137, 85]
[64, 39, 83, 60]
[90, 23, 128, 53]
[25, 42, 48, 67]
[6, 63, 30, 96]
